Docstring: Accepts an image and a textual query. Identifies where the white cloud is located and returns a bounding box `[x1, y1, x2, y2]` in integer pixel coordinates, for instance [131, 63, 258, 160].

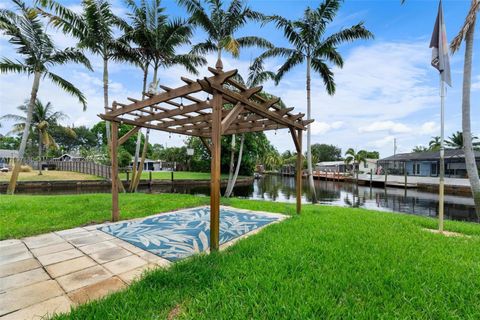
[472, 75, 480, 91]
[419, 121, 438, 134]
[368, 135, 395, 148]
[359, 121, 411, 133]
[310, 121, 344, 135]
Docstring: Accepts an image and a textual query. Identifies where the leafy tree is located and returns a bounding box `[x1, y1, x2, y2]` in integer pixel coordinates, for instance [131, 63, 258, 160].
[358, 150, 379, 159]
[0, 0, 90, 193]
[310, 144, 342, 162]
[91, 121, 150, 156]
[0, 136, 20, 150]
[429, 136, 441, 151]
[39, 0, 132, 146]
[446, 130, 480, 149]
[345, 148, 367, 183]
[412, 145, 428, 153]
[1, 99, 75, 175]
[51, 125, 98, 154]
[450, 0, 480, 217]
[252, 0, 373, 201]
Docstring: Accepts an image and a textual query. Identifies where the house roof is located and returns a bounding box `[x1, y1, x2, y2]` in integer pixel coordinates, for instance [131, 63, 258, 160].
[0, 149, 18, 158]
[379, 149, 480, 162]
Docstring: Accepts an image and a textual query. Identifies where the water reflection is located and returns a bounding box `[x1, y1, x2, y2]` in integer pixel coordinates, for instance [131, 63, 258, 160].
[231, 175, 478, 223]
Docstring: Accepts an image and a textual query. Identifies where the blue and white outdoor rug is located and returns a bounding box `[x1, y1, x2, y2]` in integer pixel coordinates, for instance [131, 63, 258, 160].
[99, 206, 283, 261]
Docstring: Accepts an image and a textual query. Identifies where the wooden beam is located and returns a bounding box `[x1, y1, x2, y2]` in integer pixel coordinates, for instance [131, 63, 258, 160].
[111, 117, 119, 222]
[290, 127, 301, 153]
[296, 129, 303, 215]
[200, 137, 212, 154]
[210, 90, 222, 252]
[221, 102, 244, 134]
[135, 101, 210, 123]
[118, 126, 140, 146]
[209, 83, 305, 130]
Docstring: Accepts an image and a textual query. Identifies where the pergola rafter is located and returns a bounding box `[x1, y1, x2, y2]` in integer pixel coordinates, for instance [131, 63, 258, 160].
[100, 65, 311, 251]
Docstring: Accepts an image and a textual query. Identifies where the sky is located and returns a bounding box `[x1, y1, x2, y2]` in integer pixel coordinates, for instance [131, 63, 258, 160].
[0, 0, 478, 158]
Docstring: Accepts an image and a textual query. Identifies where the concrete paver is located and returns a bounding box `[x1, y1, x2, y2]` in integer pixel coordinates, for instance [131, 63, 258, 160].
[0, 258, 40, 278]
[45, 256, 96, 278]
[0, 296, 72, 320]
[56, 265, 112, 292]
[36, 248, 84, 266]
[0, 268, 50, 291]
[67, 277, 125, 305]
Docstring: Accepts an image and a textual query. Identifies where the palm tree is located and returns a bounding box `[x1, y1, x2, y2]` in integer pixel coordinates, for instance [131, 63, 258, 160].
[412, 145, 428, 153]
[178, 0, 273, 192]
[223, 71, 277, 197]
[124, 0, 206, 192]
[38, 0, 132, 147]
[429, 136, 441, 151]
[0, 0, 91, 194]
[345, 148, 367, 183]
[251, 0, 373, 201]
[450, 0, 480, 216]
[445, 131, 480, 149]
[1, 100, 75, 175]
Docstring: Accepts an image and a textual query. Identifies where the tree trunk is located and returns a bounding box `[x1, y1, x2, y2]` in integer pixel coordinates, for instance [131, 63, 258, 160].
[103, 57, 111, 146]
[130, 66, 149, 192]
[225, 134, 236, 196]
[7, 71, 41, 194]
[225, 134, 244, 197]
[461, 20, 480, 217]
[306, 55, 316, 202]
[132, 129, 149, 192]
[38, 130, 43, 176]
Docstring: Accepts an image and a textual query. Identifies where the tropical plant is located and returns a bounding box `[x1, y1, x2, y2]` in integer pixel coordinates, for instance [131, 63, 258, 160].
[1, 99, 75, 175]
[251, 0, 373, 201]
[450, 0, 480, 216]
[178, 0, 273, 196]
[178, 0, 271, 69]
[345, 148, 367, 183]
[412, 145, 429, 153]
[0, 0, 91, 194]
[124, 0, 206, 192]
[38, 0, 132, 146]
[446, 130, 480, 149]
[429, 136, 441, 151]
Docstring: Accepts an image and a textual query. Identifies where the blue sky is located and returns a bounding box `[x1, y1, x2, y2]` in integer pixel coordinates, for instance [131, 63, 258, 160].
[0, 0, 478, 158]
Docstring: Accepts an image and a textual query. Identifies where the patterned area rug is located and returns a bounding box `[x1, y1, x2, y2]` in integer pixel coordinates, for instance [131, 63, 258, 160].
[99, 206, 282, 261]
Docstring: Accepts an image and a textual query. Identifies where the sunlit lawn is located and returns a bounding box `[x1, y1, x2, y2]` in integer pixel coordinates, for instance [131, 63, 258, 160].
[0, 170, 102, 182]
[1, 193, 479, 318]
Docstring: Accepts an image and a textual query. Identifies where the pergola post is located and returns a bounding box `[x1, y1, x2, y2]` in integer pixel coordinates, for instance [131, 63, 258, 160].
[111, 105, 120, 222]
[296, 129, 303, 214]
[210, 90, 222, 251]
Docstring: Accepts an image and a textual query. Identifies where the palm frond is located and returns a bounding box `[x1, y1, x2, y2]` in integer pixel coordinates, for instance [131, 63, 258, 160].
[47, 47, 93, 70]
[0, 58, 31, 74]
[311, 58, 335, 95]
[450, 0, 479, 53]
[46, 72, 87, 110]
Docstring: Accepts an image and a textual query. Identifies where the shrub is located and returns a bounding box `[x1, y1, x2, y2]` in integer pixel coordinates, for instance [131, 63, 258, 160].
[20, 165, 32, 172]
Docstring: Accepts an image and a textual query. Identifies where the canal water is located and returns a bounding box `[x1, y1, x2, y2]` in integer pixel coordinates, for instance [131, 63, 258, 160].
[179, 175, 478, 223]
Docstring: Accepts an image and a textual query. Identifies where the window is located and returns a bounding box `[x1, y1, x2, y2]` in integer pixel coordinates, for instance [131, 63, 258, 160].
[413, 162, 420, 175]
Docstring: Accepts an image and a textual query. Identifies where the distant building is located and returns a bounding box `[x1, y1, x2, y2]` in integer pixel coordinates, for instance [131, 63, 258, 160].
[315, 159, 377, 173]
[0, 149, 18, 168]
[53, 153, 84, 161]
[378, 149, 480, 178]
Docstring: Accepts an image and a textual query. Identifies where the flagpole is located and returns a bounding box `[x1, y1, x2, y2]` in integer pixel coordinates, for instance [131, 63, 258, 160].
[439, 76, 445, 232]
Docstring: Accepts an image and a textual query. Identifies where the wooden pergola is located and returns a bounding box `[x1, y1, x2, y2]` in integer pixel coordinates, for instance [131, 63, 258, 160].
[100, 63, 312, 251]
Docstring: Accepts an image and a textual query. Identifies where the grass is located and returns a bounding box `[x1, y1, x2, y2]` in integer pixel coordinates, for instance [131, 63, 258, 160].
[1, 194, 479, 318]
[119, 171, 240, 180]
[0, 170, 102, 182]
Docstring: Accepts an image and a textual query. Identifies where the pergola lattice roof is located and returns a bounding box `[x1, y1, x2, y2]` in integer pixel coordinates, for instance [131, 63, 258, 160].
[100, 67, 312, 139]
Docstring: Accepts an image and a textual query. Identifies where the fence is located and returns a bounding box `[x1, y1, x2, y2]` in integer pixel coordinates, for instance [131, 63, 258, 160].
[48, 160, 112, 179]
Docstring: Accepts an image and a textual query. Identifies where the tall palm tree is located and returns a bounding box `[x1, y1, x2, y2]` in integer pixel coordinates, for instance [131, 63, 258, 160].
[124, 0, 206, 192]
[251, 0, 373, 201]
[38, 0, 132, 146]
[1, 99, 75, 175]
[0, 0, 91, 194]
[178, 0, 273, 192]
[345, 148, 367, 183]
[446, 131, 479, 149]
[450, 0, 480, 216]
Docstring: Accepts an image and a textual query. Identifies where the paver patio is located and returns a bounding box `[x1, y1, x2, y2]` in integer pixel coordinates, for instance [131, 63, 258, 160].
[0, 206, 285, 319]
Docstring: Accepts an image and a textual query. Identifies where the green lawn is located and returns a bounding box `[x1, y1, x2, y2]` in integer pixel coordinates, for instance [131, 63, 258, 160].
[1, 194, 479, 318]
[119, 171, 238, 180]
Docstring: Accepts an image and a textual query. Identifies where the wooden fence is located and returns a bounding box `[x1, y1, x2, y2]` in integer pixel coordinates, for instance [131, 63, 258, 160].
[48, 160, 112, 179]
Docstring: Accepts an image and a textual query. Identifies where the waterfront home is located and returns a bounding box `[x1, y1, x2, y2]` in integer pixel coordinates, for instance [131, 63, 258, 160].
[0, 149, 18, 169]
[52, 153, 84, 161]
[315, 159, 377, 174]
[377, 149, 480, 178]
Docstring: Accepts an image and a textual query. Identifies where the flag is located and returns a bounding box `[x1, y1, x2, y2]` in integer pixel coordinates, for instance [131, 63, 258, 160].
[430, 0, 452, 86]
